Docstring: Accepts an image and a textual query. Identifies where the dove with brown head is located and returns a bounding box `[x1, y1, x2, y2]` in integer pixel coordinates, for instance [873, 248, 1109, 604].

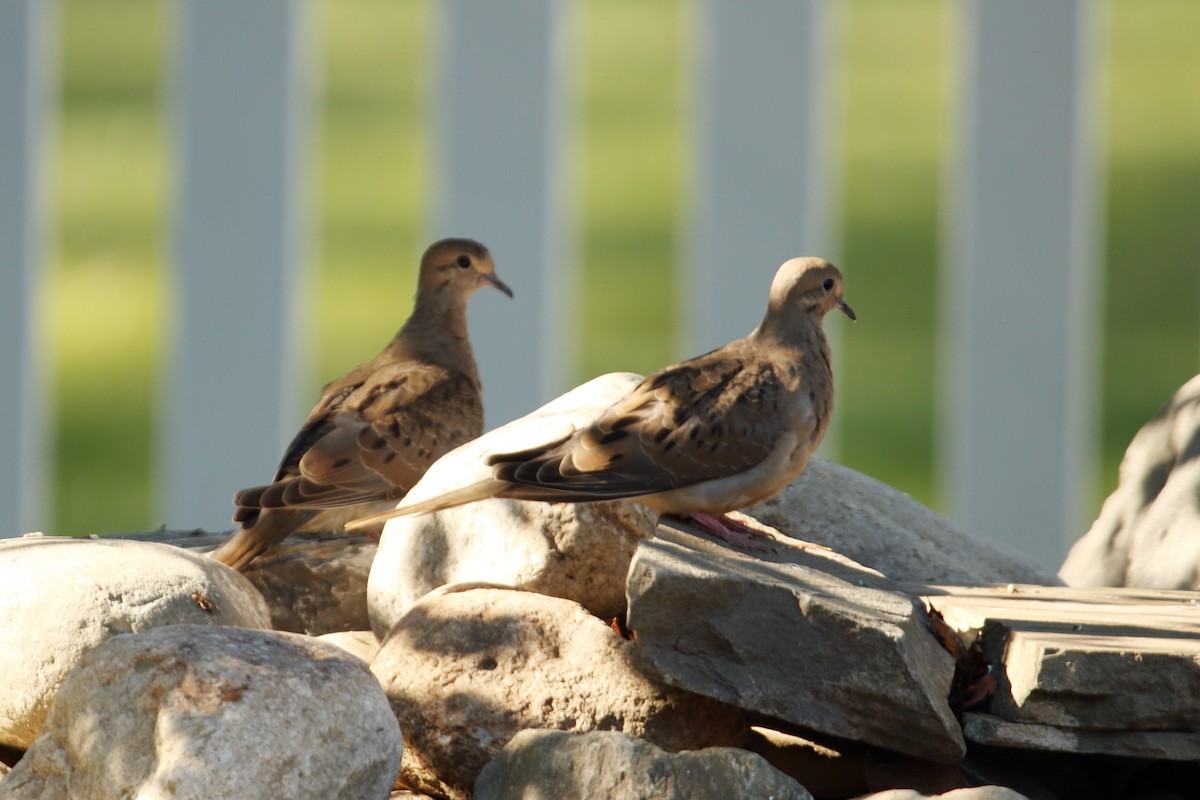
[348, 256, 852, 548]
[209, 238, 512, 570]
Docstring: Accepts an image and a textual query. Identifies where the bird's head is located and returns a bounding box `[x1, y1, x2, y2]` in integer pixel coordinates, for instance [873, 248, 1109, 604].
[417, 238, 514, 301]
[767, 257, 855, 323]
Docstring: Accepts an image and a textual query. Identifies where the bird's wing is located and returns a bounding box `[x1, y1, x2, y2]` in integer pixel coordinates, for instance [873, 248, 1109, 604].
[489, 350, 791, 501]
[236, 364, 483, 512]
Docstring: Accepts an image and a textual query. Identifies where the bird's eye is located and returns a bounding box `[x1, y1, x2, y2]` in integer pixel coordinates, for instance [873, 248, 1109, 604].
[821, 277, 835, 292]
[456, 254, 472, 268]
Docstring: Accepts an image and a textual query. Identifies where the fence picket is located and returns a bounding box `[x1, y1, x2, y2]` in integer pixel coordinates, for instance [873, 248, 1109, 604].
[942, 0, 1101, 566]
[0, 0, 52, 537]
[164, 0, 310, 531]
[434, 0, 575, 428]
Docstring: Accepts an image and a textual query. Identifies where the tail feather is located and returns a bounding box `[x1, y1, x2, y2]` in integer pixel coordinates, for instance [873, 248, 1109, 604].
[208, 509, 313, 571]
[344, 475, 654, 532]
[344, 479, 506, 531]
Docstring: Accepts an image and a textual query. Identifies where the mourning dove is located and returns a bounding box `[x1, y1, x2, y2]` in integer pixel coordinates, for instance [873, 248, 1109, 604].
[347, 256, 853, 547]
[209, 238, 512, 570]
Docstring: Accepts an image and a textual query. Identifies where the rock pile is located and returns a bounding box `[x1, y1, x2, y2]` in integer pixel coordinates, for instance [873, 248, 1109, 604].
[3, 427, 1200, 798]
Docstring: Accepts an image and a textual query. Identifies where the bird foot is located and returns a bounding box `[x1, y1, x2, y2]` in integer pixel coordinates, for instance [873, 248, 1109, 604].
[685, 512, 774, 552]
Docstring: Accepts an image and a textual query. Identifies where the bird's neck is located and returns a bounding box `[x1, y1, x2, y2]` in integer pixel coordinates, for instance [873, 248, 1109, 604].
[753, 313, 835, 431]
[753, 313, 833, 392]
[752, 309, 828, 353]
[393, 288, 479, 379]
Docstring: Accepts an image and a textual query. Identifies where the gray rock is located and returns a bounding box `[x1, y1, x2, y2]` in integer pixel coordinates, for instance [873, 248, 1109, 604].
[236, 532, 376, 635]
[1061, 374, 1200, 589]
[0, 536, 271, 749]
[626, 523, 965, 763]
[926, 584, 1200, 734]
[368, 498, 655, 640]
[749, 460, 1060, 585]
[1, 625, 402, 800]
[371, 585, 746, 800]
[367, 373, 655, 639]
[475, 729, 813, 800]
[962, 712, 1200, 763]
[994, 629, 1200, 731]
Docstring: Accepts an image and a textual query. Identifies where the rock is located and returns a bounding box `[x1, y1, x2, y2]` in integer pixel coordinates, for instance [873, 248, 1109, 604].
[853, 789, 1030, 800]
[925, 584, 1200, 735]
[0, 536, 271, 749]
[371, 585, 746, 800]
[316, 630, 380, 663]
[367, 373, 655, 638]
[626, 522, 965, 763]
[368, 499, 655, 639]
[1, 624, 402, 800]
[1061, 374, 1200, 589]
[994, 629, 1200, 731]
[962, 712, 1200, 762]
[236, 532, 376, 635]
[106, 528, 375, 635]
[749, 460, 1061, 586]
[474, 729, 813, 800]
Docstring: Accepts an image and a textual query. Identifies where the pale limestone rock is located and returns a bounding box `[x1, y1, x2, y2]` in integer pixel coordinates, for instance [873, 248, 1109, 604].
[367, 373, 654, 638]
[627, 523, 965, 763]
[106, 529, 374, 635]
[853, 789, 1030, 800]
[0, 537, 270, 749]
[0, 625, 402, 800]
[1062, 374, 1200, 589]
[368, 498, 655, 638]
[474, 729, 813, 800]
[371, 585, 745, 800]
[750, 460, 1060, 585]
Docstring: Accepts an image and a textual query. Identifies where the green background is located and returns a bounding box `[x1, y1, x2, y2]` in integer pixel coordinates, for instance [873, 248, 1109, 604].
[46, 0, 1200, 539]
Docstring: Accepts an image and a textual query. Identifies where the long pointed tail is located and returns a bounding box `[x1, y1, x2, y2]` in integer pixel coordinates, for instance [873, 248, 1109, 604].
[344, 479, 505, 532]
[208, 509, 313, 570]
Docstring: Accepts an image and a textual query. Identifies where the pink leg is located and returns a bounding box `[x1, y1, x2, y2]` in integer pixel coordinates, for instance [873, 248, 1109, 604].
[684, 511, 774, 552]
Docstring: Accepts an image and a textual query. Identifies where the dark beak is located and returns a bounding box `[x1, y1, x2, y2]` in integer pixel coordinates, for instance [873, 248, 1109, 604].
[482, 272, 514, 298]
[838, 298, 856, 321]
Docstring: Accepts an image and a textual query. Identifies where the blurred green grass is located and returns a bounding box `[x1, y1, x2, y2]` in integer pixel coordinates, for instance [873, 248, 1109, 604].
[48, 0, 1199, 535]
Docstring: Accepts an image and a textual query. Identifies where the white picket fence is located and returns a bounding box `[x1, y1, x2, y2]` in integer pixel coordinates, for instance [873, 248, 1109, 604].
[0, 0, 1100, 568]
